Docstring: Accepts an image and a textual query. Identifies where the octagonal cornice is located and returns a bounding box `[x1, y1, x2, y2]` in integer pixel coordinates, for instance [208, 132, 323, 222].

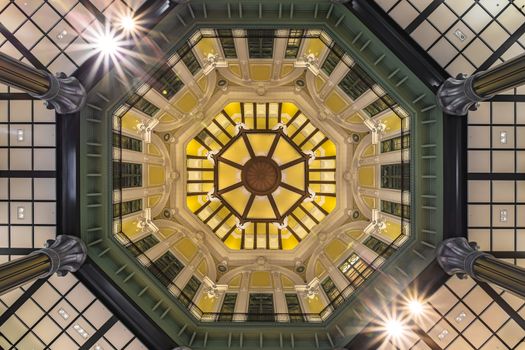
[78, 2, 443, 348]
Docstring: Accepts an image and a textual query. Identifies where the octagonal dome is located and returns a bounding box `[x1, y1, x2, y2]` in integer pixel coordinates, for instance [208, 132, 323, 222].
[186, 102, 336, 250]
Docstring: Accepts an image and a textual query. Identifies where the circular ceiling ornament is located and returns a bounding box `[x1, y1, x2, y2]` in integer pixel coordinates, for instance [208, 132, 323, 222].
[242, 157, 281, 196]
[213, 128, 309, 225]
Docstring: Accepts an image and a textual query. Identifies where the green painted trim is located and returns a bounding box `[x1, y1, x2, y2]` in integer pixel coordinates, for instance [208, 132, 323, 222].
[79, 1, 443, 348]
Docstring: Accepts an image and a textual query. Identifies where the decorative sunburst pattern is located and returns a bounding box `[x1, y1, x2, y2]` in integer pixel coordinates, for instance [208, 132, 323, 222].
[186, 102, 336, 250]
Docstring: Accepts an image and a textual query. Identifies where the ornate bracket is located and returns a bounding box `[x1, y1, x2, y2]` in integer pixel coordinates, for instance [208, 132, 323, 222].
[436, 237, 491, 279]
[30, 71, 86, 114]
[35, 235, 87, 277]
[436, 73, 491, 116]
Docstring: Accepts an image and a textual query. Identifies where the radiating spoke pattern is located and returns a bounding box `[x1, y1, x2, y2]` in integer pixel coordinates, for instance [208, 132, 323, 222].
[186, 102, 336, 250]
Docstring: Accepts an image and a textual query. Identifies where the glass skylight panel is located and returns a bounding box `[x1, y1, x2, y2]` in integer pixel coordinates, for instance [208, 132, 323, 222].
[125, 93, 159, 117]
[217, 29, 237, 58]
[321, 43, 344, 76]
[149, 64, 184, 100]
[285, 29, 304, 59]
[247, 29, 275, 58]
[338, 64, 375, 100]
[177, 42, 201, 76]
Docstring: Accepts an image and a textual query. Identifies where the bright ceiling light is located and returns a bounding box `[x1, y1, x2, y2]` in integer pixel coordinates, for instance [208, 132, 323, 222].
[408, 300, 423, 315]
[96, 33, 118, 55]
[120, 15, 136, 32]
[385, 319, 404, 338]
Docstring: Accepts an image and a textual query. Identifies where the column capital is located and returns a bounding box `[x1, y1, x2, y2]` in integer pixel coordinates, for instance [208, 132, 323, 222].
[436, 73, 487, 116]
[36, 235, 87, 277]
[30, 72, 86, 114]
[436, 237, 491, 279]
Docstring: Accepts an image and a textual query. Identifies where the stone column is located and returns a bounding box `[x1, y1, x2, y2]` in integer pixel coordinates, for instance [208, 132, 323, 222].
[437, 52, 525, 115]
[0, 52, 86, 113]
[318, 253, 350, 294]
[271, 271, 289, 322]
[437, 237, 525, 298]
[233, 271, 251, 321]
[0, 235, 86, 295]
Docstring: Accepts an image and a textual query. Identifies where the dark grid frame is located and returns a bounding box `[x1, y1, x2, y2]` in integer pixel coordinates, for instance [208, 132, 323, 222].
[467, 95, 525, 265]
[380, 0, 525, 75]
[371, 1, 525, 349]
[0, 88, 57, 262]
[0, 275, 145, 349]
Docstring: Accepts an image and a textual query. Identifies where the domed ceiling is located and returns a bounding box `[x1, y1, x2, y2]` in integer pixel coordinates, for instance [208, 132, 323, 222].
[187, 102, 336, 250]
[97, 21, 426, 348]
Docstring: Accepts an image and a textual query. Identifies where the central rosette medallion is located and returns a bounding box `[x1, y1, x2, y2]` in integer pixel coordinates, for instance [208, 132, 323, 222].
[213, 128, 309, 225]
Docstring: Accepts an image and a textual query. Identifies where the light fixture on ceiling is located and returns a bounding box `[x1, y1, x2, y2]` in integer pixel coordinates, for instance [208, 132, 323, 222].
[16, 129, 24, 142]
[453, 29, 466, 42]
[120, 15, 136, 32]
[408, 299, 423, 315]
[454, 311, 466, 323]
[57, 29, 68, 40]
[58, 308, 70, 320]
[385, 319, 405, 338]
[96, 32, 119, 56]
[500, 209, 508, 222]
[73, 324, 89, 338]
[17, 206, 25, 220]
[500, 131, 508, 144]
[437, 329, 449, 340]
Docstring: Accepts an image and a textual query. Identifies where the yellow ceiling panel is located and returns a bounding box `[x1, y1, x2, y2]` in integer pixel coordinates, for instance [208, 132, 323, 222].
[250, 271, 273, 287]
[282, 163, 305, 190]
[280, 63, 295, 77]
[325, 91, 349, 114]
[217, 162, 241, 189]
[224, 234, 241, 250]
[147, 143, 161, 156]
[246, 133, 276, 156]
[281, 234, 299, 250]
[195, 38, 218, 59]
[220, 137, 250, 164]
[147, 195, 161, 208]
[148, 165, 165, 186]
[174, 237, 198, 262]
[273, 138, 301, 165]
[229, 63, 241, 77]
[281, 102, 299, 121]
[249, 64, 272, 81]
[324, 239, 347, 262]
[273, 187, 302, 215]
[247, 196, 277, 220]
[221, 187, 251, 215]
[174, 91, 198, 113]
[303, 38, 326, 59]
[358, 166, 375, 188]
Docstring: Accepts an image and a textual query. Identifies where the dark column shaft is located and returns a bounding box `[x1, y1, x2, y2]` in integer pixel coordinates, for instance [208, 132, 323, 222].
[437, 52, 525, 115]
[473, 256, 525, 298]
[0, 52, 50, 95]
[473, 53, 525, 97]
[0, 254, 50, 295]
[437, 238, 525, 298]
